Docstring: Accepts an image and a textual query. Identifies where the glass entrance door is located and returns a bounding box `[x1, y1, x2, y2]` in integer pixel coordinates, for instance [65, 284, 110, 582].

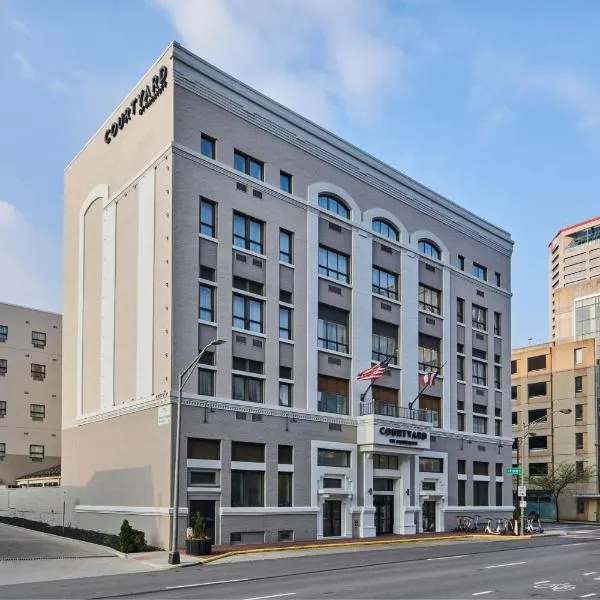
[323, 500, 342, 537]
[374, 495, 394, 535]
[189, 499, 216, 541]
[422, 500, 436, 532]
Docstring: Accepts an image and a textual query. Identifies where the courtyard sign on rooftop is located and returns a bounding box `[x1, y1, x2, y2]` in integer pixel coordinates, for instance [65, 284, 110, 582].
[104, 65, 168, 144]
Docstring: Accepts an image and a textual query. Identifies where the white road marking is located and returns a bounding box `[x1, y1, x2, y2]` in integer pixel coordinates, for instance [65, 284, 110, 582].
[427, 555, 467, 561]
[165, 578, 249, 590]
[584, 572, 597, 576]
[486, 561, 527, 569]
[562, 542, 585, 546]
[534, 581, 551, 584]
[472, 592, 493, 596]
[242, 594, 296, 600]
[581, 594, 597, 598]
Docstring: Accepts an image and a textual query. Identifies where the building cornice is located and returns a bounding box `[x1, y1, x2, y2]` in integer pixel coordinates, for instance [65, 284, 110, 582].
[171, 52, 512, 257]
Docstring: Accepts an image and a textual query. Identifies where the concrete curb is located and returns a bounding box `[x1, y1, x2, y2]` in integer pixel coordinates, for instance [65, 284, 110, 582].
[194, 533, 533, 565]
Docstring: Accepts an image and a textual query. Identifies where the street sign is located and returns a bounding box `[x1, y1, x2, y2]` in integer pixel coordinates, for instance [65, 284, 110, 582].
[519, 500, 527, 508]
[518, 485, 527, 497]
[506, 466, 522, 475]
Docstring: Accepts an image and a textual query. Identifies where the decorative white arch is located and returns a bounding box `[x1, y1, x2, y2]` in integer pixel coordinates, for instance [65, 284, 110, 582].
[77, 184, 109, 418]
[410, 229, 449, 264]
[307, 181, 361, 223]
[363, 208, 408, 242]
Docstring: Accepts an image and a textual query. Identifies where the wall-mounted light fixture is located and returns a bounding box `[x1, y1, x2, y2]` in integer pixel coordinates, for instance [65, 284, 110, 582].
[285, 414, 297, 431]
[203, 405, 215, 423]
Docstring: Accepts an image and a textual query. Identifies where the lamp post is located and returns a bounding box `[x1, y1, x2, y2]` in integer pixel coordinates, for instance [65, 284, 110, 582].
[168, 338, 226, 565]
[519, 408, 571, 536]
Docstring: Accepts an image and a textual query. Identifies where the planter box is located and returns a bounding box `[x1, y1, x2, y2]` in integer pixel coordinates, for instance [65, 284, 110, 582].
[185, 538, 212, 556]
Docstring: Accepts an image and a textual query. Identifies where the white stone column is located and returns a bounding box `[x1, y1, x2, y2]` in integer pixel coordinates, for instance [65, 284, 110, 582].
[401, 251, 419, 407]
[359, 451, 376, 537]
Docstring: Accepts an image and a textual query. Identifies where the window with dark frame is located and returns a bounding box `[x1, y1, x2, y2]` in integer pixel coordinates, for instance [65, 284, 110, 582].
[472, 262, 488, 281]
[318, 246, 349, 283]
[493, 312, 501, 336]
[495, 271, 502, 287]
[0, 401, 6, 417]
[527, 354, 546, 372]
[279, 229, 293, 263]
[200, 134, 216, 159]
[278, 445, 293, 464]
[31, 331, 46, 348]
[457, 255, 465, 271]
[0, 443, 5, 457]
[0, 325, 7, 342]
[457, 412, 465, 431]
[232, 442, 265, 462]
[232, 294, 263, 333]
[189, 470, 217, 486]
[457, 298, 465, 323]
[372, 329, 397, 364]
[418, 240, 441, 260]
[494, 365, 501, 390]
[280, 171, 292, 193]
[279, 306, 292, 340]
[29, 444, 44, 461]
[317, 448, 350, 467]
[528, 408, 547, 423]
[511, 359, 517, 374]
[473, 415, 488, 434]
[231, 470, 264, 507]
[199, 284, 215, 322]
[187, 438, 220, 459]
[373, 267, 398, 299]
[419, 334, 440, 373]
[529, 463, 548, 476]
[318, 376, 349, 415]
[232, 375, 263, 403]
[473, 481, 489, 506]
[372, 219, 399, 241]
[575, 375, 583, 393]
[576, 432, 584, 449]
[528, 381, 547, 398]
[576, 404, 584, 421]
[198, 369, 215, 396]
[30, 404, 45, 420]
[279, 382, 292, 407]
[318, 304, 349, 353]
[512, 411, 518, 425]
[31, 364, 46, 380]
[458, 479, 466, 506]
[495, 482, 503, 506]
[457, 459, 466, 474]
[200, 198, 216, 237]
[0, 359, 6, 375]
[418, 284, 441, 314]
[576, 461, 585, 477]
[457, 356, 465, 381]
[373, 454, 399, 470]
[318, 194, 350, 219]
[419, 457, 443, 473]
[278, 472, 293, 507]
[234, 149, 264, 180]
[472, 360, 487, 386]
[472, 304, 487, 331]
[529, 435, 548, 450]
[233, 212, 264, 253]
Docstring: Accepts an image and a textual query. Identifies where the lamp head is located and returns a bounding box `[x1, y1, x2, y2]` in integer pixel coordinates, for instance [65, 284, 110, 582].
[211, 339, 226, 347]
[559, 409, 572, 415]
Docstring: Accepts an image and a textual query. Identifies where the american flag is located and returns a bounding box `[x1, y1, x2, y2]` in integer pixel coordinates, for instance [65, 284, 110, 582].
[357, 356, 392, 381]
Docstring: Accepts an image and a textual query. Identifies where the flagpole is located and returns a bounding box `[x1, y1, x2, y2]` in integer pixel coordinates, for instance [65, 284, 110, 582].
[408, 361, 447, 410]
[358, 355, 394, 403]
[359, 380, 376, 403]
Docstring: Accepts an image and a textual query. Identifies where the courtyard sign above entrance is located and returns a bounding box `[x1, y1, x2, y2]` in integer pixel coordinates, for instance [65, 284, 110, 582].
[104, 65, 168, 144]
[357, 419, 431, 449]
[378, 426, 427, 447]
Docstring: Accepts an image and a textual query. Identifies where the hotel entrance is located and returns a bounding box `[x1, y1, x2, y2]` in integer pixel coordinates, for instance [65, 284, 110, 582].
[422, 500, 436, 532]
[323, 500, 342, 537]
[374, 495, 394, 535]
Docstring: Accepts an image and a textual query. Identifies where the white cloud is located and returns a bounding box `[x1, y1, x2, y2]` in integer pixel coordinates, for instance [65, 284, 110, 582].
[0, 201, 61, 312]
[13, 51, 35, 80]
[153, 0, 408, 125]
[8, 18, 31, 37]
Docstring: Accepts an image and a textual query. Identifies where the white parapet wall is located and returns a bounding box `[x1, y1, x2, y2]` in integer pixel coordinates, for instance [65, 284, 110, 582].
[0, 486, 72, 527]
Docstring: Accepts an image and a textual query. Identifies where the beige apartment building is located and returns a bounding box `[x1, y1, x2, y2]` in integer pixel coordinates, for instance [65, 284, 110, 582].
[511, 337, 599, 521]
[549, 215, 600, 354]
[0, 303, 62, 485]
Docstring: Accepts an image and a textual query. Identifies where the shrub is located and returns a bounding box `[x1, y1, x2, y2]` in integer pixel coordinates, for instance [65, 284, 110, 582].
[191, 512, 208, 539]
[118, 519, 147, 553]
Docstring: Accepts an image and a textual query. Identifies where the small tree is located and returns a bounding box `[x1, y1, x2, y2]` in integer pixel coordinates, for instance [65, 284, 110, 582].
[529, 463, 596, 522]
[191, 512, 208, 540]
[118, 519, 147, 553]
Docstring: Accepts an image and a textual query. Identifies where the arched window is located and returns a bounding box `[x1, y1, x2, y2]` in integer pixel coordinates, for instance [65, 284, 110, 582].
[318, 194, 350, 219]
[372, 219, 399, 242]
[418, 239, 441, 260]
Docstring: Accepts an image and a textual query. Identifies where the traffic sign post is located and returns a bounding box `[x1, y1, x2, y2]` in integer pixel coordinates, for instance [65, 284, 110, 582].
[518, 485, 526, 497]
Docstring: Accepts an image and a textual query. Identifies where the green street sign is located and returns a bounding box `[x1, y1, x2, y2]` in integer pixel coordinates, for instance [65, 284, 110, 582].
[506, 467, 522, 475]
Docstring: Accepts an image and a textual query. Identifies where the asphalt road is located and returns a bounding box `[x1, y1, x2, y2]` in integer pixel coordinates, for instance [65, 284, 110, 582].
[0, 523, 114, 560]
[1, 530, 600, 599]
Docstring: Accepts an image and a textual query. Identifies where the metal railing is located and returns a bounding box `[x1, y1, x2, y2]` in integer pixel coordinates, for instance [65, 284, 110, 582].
[359, 401, 439, 426]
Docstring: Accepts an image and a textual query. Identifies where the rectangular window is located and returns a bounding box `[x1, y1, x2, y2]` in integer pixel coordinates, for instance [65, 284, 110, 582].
[232, 294, 263, 333]
[198, 369, 214, 396]
[323, 477, 342, 488]
[372, 333, 396, 364]
[457, 255, 465, 271]
[279, 229, 293, 263]
[472, 304, 487, 331]
[189, 470, 217, 486]
[232, 375, 263, 404]
[279, 366, 292, 380]
[495, 482, 503, 506]
[457, 298, 465, 323]
[457, 412, 465, 431]
[511, 386, 518, 400]
[233, 212, 264, 254]
[188, 438, 220, 460]
[575, 375, 583, 393]
[0, 401, 6, 416]
[31, 331, 46, 348]
[232, 357, 263, 374]
[493, 312, 501, 336]
[279, 306, 292, 340]
[527, 354, 546, 372]
[528, 408, 547, 423]
[0, 359, 6, 375]
[511, 359, 517, 374]
[319, 246, 349, 283]
[529, 436, 548, 450]
[278, 472, 293, 507]
[473, 415, 488, 434]
[373, 454, 399, 470]
[473, 481, 489, 506]
[200, 134, 216, 159]
[233, 277, 264, 296]
[472, 360, 487, 386]
[494, 365, 501, 390]
[529, 463, 548, 476]
[473, 403, 487, 415]
[575, 348, 583, 364]
[318, 376, 349, 415]
[199, 284, 215, 322]
[234, 149, 264, 180]
[419, 334, 441, 373]
[472, 262, 488, 281]
[30, 404, 45, 420]
[512, 411, 518, 425]
[31, 364, 46, 380]
[231, 471, 264, 507]
[280, 171, 292, 193]
[577, 498, 585, 514]
[575, 404, 584, 421]
[528, 381, 547, 398]
[473, 461, 489, 476]
[374, 478, 395, 491]
[200, 265, 216, 282]
[576, 461, 585, 477]
[318, 305, 349, 353]
[280, 289, 293, 304]
[29, 445, 44, 460]
[200, 198, 216, 237]
[0, 325, 6, 342]
[373, 267, 399, 299]
[576, 432, 584, 450]
[457, 355, 465, 381]
[232, 441, 264, 462]
[419, 457, 443, 473]
[495, 463, 503, 477]
[418, 284, 441, 314]
[457, 460, 466, 474]
[495, 272, 501, 287]
[279, 382, 292, 407]
[278, 445, 293, 464]
[458, 480, 466, 506]
[317, 448, 350, 467]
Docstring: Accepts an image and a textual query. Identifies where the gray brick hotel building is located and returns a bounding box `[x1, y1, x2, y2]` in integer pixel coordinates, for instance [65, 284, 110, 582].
[62, 43, 514, 548]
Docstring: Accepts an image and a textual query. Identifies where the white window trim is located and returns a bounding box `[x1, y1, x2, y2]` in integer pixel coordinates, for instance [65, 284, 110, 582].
[186, 459, 221, 469]
[231, 369, 267, 380]
[472, 475, 490, 482]
[317, 347, 352, 360]
[278, 464, 294, 473]
[231, 326, 267, 339]
[232, 245, 267, 261]
[199, 232, 218, 244]
[418, 308, 444, 320]
[279, 260, 296, 269]
[231, 461, 266, 471]
[372, 291, 401, 306]
[318, 273, 353, 289]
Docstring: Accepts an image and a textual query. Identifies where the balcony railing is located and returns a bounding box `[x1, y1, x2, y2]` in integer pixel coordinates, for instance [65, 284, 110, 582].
[360, 401, 439, 426]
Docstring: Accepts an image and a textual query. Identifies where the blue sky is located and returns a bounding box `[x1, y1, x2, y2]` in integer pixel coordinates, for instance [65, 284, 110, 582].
[1, 0, 600, 348]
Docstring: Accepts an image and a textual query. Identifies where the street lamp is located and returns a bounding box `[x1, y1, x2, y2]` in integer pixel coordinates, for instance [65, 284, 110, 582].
[168, 338, 226, 565]
[518, 407, 571, 536]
